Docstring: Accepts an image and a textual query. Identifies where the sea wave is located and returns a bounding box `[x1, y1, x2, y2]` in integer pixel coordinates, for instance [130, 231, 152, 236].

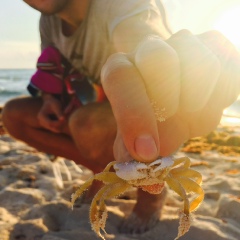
[1, 69, 240, 126]
[0, 69, 34, 105]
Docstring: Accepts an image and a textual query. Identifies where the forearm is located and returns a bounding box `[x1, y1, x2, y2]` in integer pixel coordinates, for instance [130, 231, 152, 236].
[42, 92, 53, 99]
[112, 10, 171, 53]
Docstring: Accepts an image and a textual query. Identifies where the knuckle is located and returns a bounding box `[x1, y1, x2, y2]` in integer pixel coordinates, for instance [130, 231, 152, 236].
[101, 52, 131, 85]
[136, 36, 178, 65]
[209, 53, 221, 71]
[208, 30, 226, 39]
[199, 30, 226, 42]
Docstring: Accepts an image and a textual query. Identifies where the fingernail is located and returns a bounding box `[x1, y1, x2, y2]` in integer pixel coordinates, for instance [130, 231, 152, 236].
[134, 135, 158, 162]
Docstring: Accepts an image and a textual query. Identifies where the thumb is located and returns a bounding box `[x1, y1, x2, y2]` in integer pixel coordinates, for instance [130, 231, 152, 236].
[113, 130, 133, 163]
[51, 100, 64, 120]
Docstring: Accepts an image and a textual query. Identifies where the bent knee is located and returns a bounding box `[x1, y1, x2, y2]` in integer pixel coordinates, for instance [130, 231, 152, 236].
[68, 104, 116, 160]
[2, 99, 22, 127]
[2, 97, 40, 138]
[2, 100, 24, 138]
[68, 110, 98, 159]
[68, 106, 97, 142]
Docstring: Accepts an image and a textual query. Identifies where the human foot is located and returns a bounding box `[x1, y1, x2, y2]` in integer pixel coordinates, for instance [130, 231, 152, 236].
[120, 187, 167, 234]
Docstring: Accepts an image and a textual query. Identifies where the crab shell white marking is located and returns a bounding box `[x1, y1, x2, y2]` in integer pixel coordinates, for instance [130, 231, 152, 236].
[113, 156, 174, 182]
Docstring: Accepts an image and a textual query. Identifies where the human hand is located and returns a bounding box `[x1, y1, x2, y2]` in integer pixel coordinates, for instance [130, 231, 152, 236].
[101, 30, 240, 163]
[37, 94, 65, 133]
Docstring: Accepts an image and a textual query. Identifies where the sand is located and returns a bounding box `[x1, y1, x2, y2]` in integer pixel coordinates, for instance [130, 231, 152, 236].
[1, 106, 240, 239]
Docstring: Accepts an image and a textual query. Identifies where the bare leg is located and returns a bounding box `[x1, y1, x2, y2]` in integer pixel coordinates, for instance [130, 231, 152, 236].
[2, 97, 116, 172]
[2, 98, 80, 157]
[0, 106, 5, 135]
[69, 102, 117, 172]
[2, 97, 166, 232]
[120, 188, 167, 234]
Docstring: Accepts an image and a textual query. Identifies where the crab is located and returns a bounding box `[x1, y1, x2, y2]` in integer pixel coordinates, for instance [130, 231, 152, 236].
[71, 156, 204, 240]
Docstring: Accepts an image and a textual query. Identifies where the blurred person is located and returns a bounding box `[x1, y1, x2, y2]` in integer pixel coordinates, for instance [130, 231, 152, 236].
[2, 0, 240, 233]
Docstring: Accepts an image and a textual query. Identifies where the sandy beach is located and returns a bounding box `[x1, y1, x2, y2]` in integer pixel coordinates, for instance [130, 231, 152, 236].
[1, 106, 240, 240]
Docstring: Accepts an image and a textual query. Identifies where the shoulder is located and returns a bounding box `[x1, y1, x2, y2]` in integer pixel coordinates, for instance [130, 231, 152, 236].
[39, 14, 61, 51]
[110, 0, 171, 51]
[87, 0, 160, 24]
[107, 0, 167, 36]
[39, 14, 60, 30]
[108, 0, 162, 17]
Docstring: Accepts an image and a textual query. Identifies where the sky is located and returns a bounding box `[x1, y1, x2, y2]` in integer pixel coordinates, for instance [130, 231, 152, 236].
[1, 0, 240, 69]
[1, 1, 40, 69]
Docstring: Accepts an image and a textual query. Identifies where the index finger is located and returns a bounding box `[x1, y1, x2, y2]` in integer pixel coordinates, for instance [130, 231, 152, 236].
[134, 36, 180, 120]
[198, 31, 240, 109]
[101, 52, 159, 162]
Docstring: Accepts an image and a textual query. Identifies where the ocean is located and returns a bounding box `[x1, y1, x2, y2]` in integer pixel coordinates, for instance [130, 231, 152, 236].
[0, 69, 34, 105]
[0, 68, 240, 126]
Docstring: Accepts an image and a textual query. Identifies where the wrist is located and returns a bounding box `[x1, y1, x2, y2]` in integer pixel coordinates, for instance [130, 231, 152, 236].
[42, 92, 61, 101]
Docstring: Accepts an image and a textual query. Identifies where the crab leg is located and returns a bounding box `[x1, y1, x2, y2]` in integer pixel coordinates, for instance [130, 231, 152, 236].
[90, 184, 111, 240]
[166, 176, 190, 214]
[166, 176, 191, 239]
[172, 157, 191, 168]
[99, 182, 131, 206]
[103, 161, 118, 172]
[71, 172, 121, 207]
[175, 211, 192, 240]
[170, 168, 202, 185]
[176, 177, 204, 212]
[91, 182, 131, 240]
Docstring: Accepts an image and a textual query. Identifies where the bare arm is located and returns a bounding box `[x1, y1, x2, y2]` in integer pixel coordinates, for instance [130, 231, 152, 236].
[112, 10, 171, 52]
[101, 11, 240, 163]
[102, 11, 180, 162]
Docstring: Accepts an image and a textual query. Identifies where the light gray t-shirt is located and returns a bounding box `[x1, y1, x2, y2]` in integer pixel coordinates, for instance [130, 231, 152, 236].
[40, 0, 170, 84]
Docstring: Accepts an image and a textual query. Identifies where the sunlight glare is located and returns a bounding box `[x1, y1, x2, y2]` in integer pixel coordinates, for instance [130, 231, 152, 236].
[213, 6, 240, 49]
